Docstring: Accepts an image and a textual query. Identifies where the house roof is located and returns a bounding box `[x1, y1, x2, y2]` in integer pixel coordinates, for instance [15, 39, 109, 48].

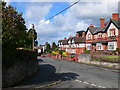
[72, 36, 86, 44]
[86, 27, 98, 35]
[62, 40, 68, 45]
[87, 19, 120, 35]
[58, 40, 68, 45]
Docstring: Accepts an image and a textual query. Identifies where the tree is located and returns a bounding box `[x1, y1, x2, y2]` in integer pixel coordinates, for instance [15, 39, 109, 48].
[45, 43, 51, 53]
[76, 30, 85, 36]
[52, 42, 57, 50]
[2, 1, 32, 66]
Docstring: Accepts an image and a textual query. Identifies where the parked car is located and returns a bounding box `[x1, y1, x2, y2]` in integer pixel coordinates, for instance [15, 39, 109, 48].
[40, 54, 47, 57]
[71, 57, 78, 61]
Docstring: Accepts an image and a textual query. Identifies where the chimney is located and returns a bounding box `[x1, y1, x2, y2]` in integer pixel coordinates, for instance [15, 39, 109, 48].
[70, 36, 72, 38]
[89, 24, 94, 28]
[111, 13, 119, 20]
[82, 32, 85, 37]
[100, 17, 105, 28]
[64, 37, 67, 40]
[76, 33, 79, 37]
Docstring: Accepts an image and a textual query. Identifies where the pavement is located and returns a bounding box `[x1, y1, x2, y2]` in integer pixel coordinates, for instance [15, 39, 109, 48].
[3, 56, 119, 89]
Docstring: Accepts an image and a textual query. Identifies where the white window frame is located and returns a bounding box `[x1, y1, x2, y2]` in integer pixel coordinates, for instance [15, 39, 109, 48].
[86, 43, 92, 50]
[96, 43, 103, 50]
[108, 42, 117, 50]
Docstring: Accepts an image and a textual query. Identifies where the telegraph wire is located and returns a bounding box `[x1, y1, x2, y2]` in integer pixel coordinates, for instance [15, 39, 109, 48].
[40, 0, 81, 24]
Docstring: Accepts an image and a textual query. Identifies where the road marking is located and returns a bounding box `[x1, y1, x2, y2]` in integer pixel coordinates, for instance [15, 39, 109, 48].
[91, 84, 96, 87]
[98, 86, 102, 88]
[102, 86, 106, 88]
[75, 79, 82, 82]
[75, 79, 107, 88]
[83, 82, 89, 84]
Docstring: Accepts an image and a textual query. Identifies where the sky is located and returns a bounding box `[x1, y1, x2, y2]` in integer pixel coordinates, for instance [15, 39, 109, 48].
[5, 0, 120, 45]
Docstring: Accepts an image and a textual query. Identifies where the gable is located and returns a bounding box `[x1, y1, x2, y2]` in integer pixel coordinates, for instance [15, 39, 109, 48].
[107, 23, 119, 36]
[86, 30, 92, 35]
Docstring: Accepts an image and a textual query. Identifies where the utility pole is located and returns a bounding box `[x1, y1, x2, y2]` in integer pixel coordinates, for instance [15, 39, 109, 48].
[32, 24, 34, 50]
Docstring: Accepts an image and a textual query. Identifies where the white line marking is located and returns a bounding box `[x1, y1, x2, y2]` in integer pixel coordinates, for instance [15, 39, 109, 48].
[98, 86, 102, 88]
[91, 84, 96, 86]
[75, 79, 82, 82]
[83, 82, 89, 84]
[102, 86, 106, 88]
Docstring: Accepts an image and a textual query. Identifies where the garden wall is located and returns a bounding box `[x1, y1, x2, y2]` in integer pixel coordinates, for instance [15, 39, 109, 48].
[2, 50, 39, 88]
[78, 54, 119, 69]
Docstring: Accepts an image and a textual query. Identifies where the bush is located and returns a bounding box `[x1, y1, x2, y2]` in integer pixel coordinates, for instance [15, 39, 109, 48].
[83, 49, 90, 54]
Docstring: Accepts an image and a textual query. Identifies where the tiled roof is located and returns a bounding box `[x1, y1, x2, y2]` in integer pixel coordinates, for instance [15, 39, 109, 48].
[87, 27, 98, 34]
[58, 40, 68, 45]
[72, 36, 86, 44]
[87, 19, 120, 35]
[62, 40, 68, 45]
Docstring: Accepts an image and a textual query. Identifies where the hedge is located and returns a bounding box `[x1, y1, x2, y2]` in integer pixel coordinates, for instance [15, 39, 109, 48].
[3, 49, 37, 69]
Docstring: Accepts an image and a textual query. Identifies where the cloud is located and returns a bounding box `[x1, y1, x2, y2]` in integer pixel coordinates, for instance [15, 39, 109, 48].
[22, 1, 119, 45]
[25, 3, 52, 22]
[36, 1, 119, 44]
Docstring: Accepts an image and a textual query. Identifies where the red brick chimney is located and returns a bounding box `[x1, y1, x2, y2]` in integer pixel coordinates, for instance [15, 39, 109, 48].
[76, 33, 79, 37]
[111, 13, 119, 20]
[100, 17, 105, 28]
[64, 37, 67, 40]
[82, 32, 85, 37]
[89, 24, 94, 28]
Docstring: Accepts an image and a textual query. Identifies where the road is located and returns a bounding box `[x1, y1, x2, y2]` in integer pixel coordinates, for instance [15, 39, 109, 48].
[39, 57, 118, 88]
[13, 57, 118, 88]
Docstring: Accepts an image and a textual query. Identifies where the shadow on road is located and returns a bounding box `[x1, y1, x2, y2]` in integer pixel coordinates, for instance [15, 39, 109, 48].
[37, 58, 43, 62]
[15, 58, 79, 88]
[58, 72, 79, 81]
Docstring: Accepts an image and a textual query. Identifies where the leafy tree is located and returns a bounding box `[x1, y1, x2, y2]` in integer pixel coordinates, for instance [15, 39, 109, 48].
[76, 30, 85, 36]
[45, 43, 51, 53]
[52, 42, 57, 50]
[2, 1, 32, 66]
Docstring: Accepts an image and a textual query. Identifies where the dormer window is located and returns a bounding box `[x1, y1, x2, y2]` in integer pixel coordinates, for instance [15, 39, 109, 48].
[87, 34, 91, 40]
[110, 28, 116, 37]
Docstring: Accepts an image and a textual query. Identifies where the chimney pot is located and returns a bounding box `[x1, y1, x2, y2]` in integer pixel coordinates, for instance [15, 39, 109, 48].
[64, 37, 67, 40]
[111, 13, 119, 20]
[89, 24, 94, 28]
[76, 33, 79, 37]
[82, 32, 85, 37]
[100, 17, 105, 28]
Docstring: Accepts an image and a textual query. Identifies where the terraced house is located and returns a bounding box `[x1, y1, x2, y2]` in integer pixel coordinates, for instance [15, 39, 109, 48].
[86, 13, 120, 52]
[58, 13, 120, 54]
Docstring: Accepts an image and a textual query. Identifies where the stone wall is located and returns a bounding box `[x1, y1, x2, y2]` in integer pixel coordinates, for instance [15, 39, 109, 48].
[78, 54, 91, 62]
[78, 54, 119, 69]
[2, 50, 39, 88]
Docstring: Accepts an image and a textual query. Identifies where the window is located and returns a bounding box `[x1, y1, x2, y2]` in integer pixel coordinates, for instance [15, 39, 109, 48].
[86, 44, 92, 50]
[98, 33, 102, 39]
[95, 35, 98, 39]
[96, 43, 103, 50]
[79, 43, 85, 48]
[110, 29, 116, 37]
[108, 42, 117, 50]
[87, 34, 91, 40]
